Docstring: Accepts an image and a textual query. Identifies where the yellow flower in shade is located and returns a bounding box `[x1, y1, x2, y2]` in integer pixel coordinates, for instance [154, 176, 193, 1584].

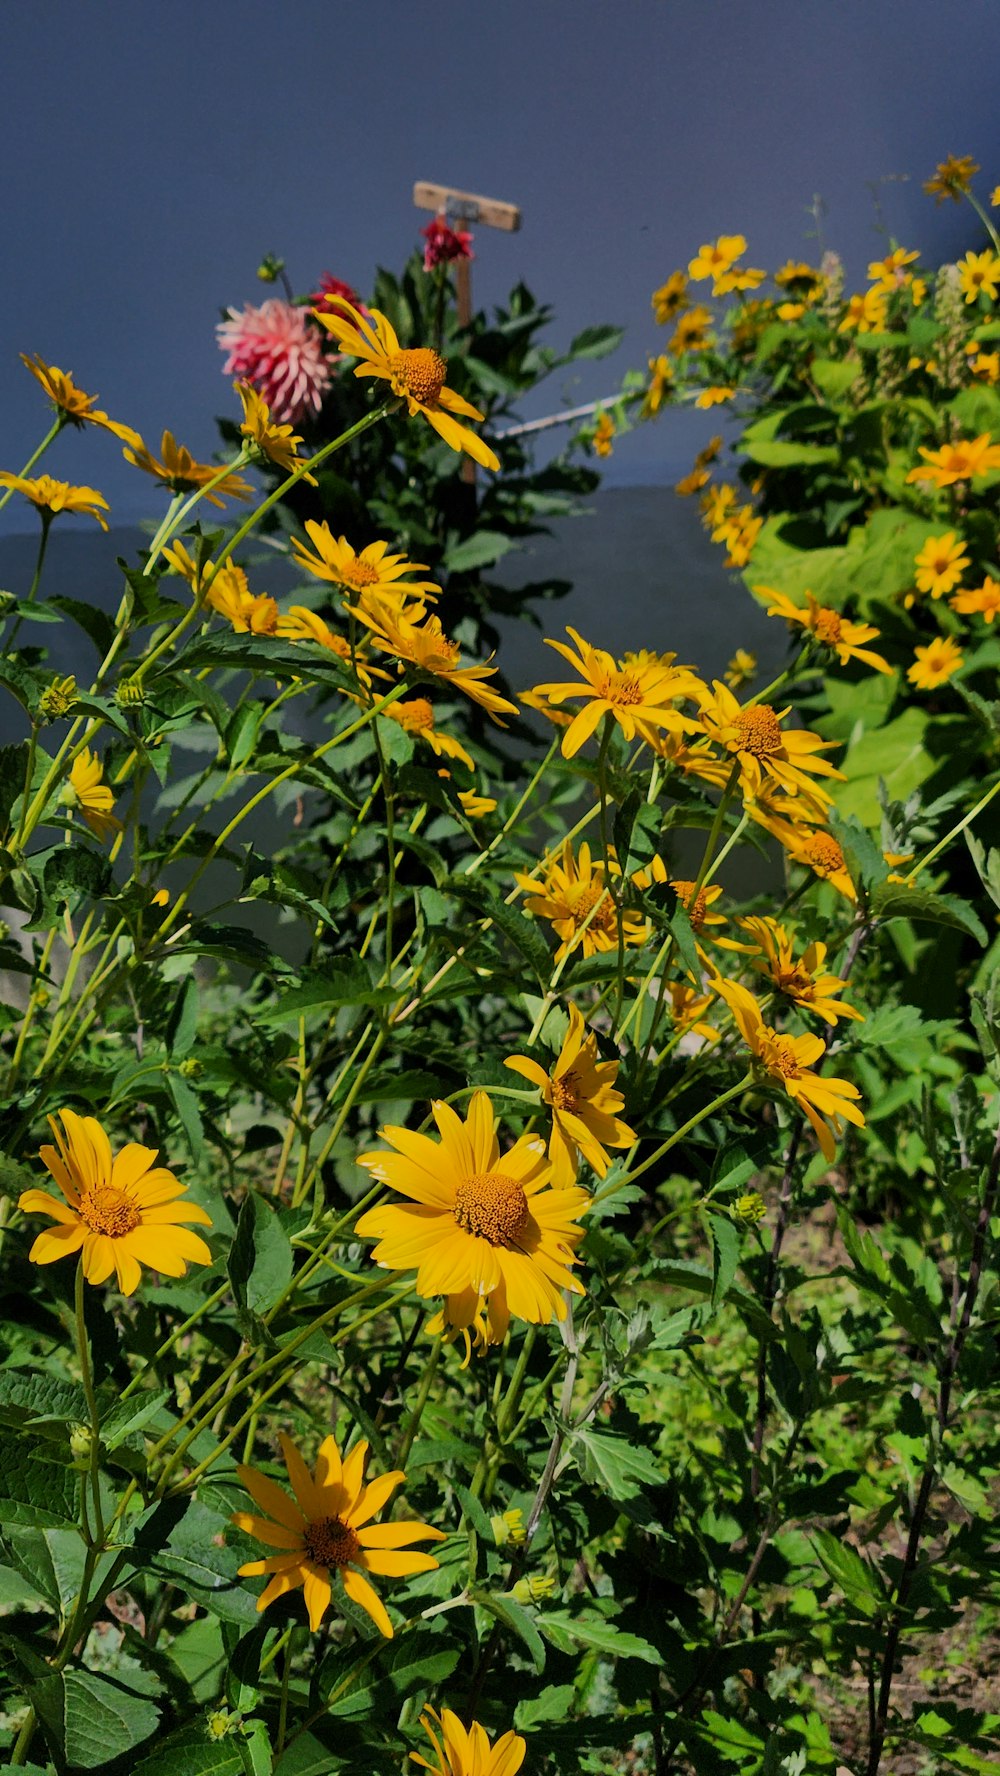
[908, 636, 963, 690]
[777, 302, 806, 322]
[208, 569, 279, 636]
[652, 272, 689, 323]
[505, 1003, 635, 1186]
[712, 978, 864, 1161]
[517, 840, 648, 962]
[517, 687, 574, 730]
[457, 787, 497, 819]
[234, 382, 317, 481]
[631, 858, 751, 964]
[18, 1109, 212, 1294]
[382, 697, 474, 771]
[0, 473, 109, 530]
[653, 730, 733, 789]
[913, 531, 970, 599]
[951, 575, 1000, 623]
[714, 265, 766, 295]
[355, 1092, 590, 1338]
[348, 604, 517, 724]
[715, 505, 763, 567]
[738, 917, 863, 1027]
[528, 626, 703, 758]
[65, 748, 122, 841]
[701, 482, 737, 529]
[592, 411, 615, 457]
[969, 348, 1000, 384]
[20, 355, 141, 447]
[775, 261, 824, 296]
[641, 354, 674, 417]
[924, 155, 980, 202]
[668, 306, 714, 355]
[675, 467, 710, 496]
[993, 186, 1000, 208]
[290, 522, 439, 611]
[906, 433, 1000, 487]
[761, 587, 892, 673]
[314, 299, 499, 471]
[697, 681, 843, 804]
[233, 1431, 445, 1637]
[957, 251, 1000, 305]
[695, 386, 736, 409]
[123, 432, 252, 505]
[867, 248, 920, 289]
[724, 648, 757, 688]
[667, 982, 720, 1045]
[695, 434, 723, 468]
[779, 825, 857, 901]
[412, 1707, 525, 1776]
[837, 289, 888, 334]
[688, 234, 747, 282]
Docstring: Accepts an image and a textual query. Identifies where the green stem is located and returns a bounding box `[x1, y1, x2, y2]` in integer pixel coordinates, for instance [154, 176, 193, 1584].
[75, 1259, 105, 1545]
[394, 1334, 442, 1469]
[596, 1072, 753, 1200]
[0, 417, 62, 510]
[4, 513, 52, 652]
[905, 771, 1000, 883]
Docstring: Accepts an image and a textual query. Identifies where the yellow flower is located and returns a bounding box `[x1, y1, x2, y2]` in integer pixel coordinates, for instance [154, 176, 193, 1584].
[958, 250, 1000, 304]
[20, 354, 141, 446]
[0, 473, 109, 530]
[776, 301, 806, 321]
[233, 1431, 444, 1637]
[505, 1003, 635, 1186]
[382, 697, 474, 771]
[992, 186, 1000, 208]
[779, 825, 856, 901]
[517, 839, 648, 962]
[356, 1091, 589, 1336]
[701, 483, 738, 528]
[837, 289, 888, 334]
[65, 748, 122, 841]
[713, 265, 766, 295]
[695, 386, 736, 409]
[761, 587, 892, 673]
[653, 730, 733, 789]
[724, 648, 757, 688]
[667, 981, 720, 1045]
[457, 787, 497, 819]
[969, 349, 1000, 384]
[924, 155, 980, 202]
[906, 433, 1000, 487]
[290, 522, 439, 612]
[950, 575, 1000, 623]
[712, 979, 864, 1161]
[641, 354, 674, 417]
[412, 1708, 525, 1776]
[774, 261, 823, 296]
[652, 272, 689, 323]
[913, 531, 970, 599]
[697, 680, 843, 804]
[123, 432, 252, 505]
[688, 234, 747, 282]
[208, 569, 279, 636]
[907, 636, 963, 689]
[675, 466, 710, 496]
[714, 505, 762, 567]
[528, 626, 703, 758]
[234, 381, 317, 481]
[592, 411, 615, 457]
[18, 1109, 212, 1294]
[314, 299, 499, 471]
[668, 306, 715, 355]
[348, 604, 517, 724]
[867, 248, 920, 290]
[738, 917, 863, 1026]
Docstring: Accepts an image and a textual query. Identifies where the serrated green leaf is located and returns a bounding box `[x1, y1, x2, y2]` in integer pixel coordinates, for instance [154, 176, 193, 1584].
[707, 1211, 741, 1310]
[471, 1587, 546, 1672]
[870, 884, 987, 944]
[0, 1435, 79, 1527]
[30, 1665, 161, 1768]
[539, 1609, 659, 1663]
[228, 1193, 293, 1317]
[571, 1427, 664, 1500]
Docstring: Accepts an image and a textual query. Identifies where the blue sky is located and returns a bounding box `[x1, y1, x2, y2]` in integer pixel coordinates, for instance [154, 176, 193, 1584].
[2, 1, 998, 526]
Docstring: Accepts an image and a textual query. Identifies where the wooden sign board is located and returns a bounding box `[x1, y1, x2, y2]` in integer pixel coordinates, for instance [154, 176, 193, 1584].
[413, 182, 521, 233]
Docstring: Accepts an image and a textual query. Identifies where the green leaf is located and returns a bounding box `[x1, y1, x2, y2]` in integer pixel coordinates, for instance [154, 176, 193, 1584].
[133, 1498, 260, 1625]
[699, 1710, 765, 1755]
[100, 1388, 172, 1452]
[444, 530, 518, 573]
[810, 359, 862, 402]
[742, 437, 839, 467]
[834, 707, 935, 826]
[0, 1435, 79, 1527]
[515, 1684, 577, 1730]
[128, 1726, 247, 1776]
[255, 960, 395, 1024]
[571, 1427, 664, 1499]
[49, 594, 115, 657]
[539, 1610, 660, 1663]
[0, 741, 28, 837]
[229, 1193, 293, 1317]
[870, 884, 987, 944]
[828, 811, 888, 894]
[567, 324, 624, 360]
[30, 1666, 160, 1768]
[707, 1211, 741, 1310]
[471, 1587, 546, 1672]
[449, 879, 552, 990]
[166, 977, 200, 1058]
[0, 1370, 86, 1429]
[810, 1528, 885, 1616]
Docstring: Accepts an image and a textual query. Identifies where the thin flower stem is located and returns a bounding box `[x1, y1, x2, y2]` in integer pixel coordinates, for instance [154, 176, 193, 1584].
[605, 1073, 754, 1197]
[964, 189, 1000, 258]
[904, 770, 1000, 883]
[393, 1334, 442, 1469]
[0, 417, 61, 511]
[4, 513, 52, 652]
[74, 1259, 105, 1545]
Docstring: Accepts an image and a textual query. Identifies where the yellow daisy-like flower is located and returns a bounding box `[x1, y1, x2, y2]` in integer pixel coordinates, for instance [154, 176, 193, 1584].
[906, 433, 1000, 487]
[412, 1707, 525, 1776]
[517, 839, 648, 962]
[778, 824, 857, 902]
[957, 250, 1000, 305]
[233, 1431, 445, 1637]
[776, 301, 806, 321]
[18, 1109, 212, 1295]
[290, 521, 440, 611]
[667, 981, 720, 1045]
[653, 730, 733, 788]
[652, 272, 689, 324]
[314, 299, 499, 471]
[697, 681, 843, 803]
[529, 626, 704, 758]
[592, 411, 615, 457]
[207, 568, 279, 636]
[724, 648, 757, 689]
[969, 349, 1000, 384]
[505, 1003, 634, 1187]
[761, 587, 892, 673]
[668, 306, 714, 355]
[123, 431, 252, 505]
[0, 473, 109, 530]
[775, 261, 824, 296]
[688, 234, 747, 282]
[701, 482, 738, 529]
[908, 636, 963, 689]
[675, 466, 710, 496]
[716, 505, 763, 568]
[695, 386, 736, 409]
[951, 574, 1000, 623]
[924, 155, 980, 203]
[913, 531, 970, 599]
[356, 1091, 590, 1336]
[348, 603, 517, 725]
[992, 186, 1000, 208]
[712, 978, 864, 1161]
[234, 381, 317, 481]
[867, 247, 920, 290]
[65, 748, 122, 841]
[738, 917, 863, 1026]
[382, 696, 474, 771]
[837, 289, 888, 334]
[457, 787, 497, 819]
[641, 354, 674, 417]
[714, 265, 766, 295]
[20, 354, 141, 447]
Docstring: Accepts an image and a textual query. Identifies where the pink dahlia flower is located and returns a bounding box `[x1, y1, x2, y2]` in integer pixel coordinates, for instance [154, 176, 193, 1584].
[421, 215, 474, 271]
[216, 299, 332, 425]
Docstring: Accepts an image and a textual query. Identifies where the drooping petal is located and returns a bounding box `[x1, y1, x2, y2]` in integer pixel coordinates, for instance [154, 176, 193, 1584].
[341, 1565, 393, 1638]
[18, 1188, 81, 1225]
[301, 1562, 333, 1632]
[28, 1221, 86, 1264]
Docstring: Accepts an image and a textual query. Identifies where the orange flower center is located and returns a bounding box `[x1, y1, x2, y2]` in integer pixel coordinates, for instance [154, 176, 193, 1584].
[304, 1516, 360, 1570]
[392, 697, 435, 734]
[601, 671, 645, 709]
[734, 706, 784, 757]
[568, 880, 617, 936]
[763, 1031, 803, 1079]
[342, 559, 381, 590]
[548, 1070, 582, 1111]
[802, 833, 845, 876]
[812, 607, 843, 645]
[78, 1184, 141, 1239]
[671, 878, 709, 929]
[454, 1171, 530, 1247]
[389, 348, 447, 406]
